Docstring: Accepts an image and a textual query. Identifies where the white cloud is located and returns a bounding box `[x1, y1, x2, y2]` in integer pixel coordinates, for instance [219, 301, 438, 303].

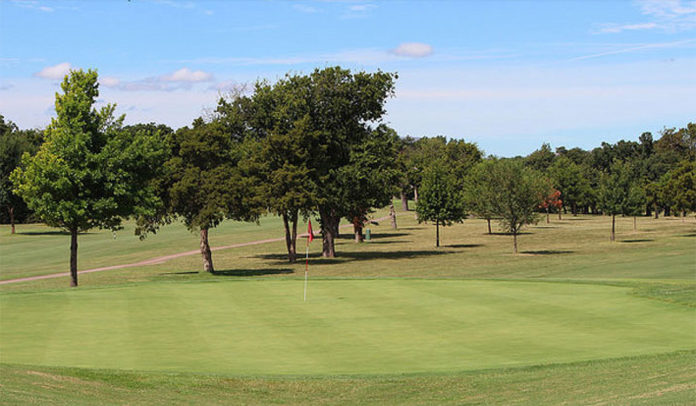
[598, 0, 696, 33]
[11, 1, 54, 12]
[391, 42, 434, 58]
[293, 4, 319, 13]
[596, 22, 658, 33]
[33, 62, 73, 79]
[569, 38, 696, 61]
[349, 4, 376, 12]
[162, 68, 213, 82]
[100, 76, 121, 88]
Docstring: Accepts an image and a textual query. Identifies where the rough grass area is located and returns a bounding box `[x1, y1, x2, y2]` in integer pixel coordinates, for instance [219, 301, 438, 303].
[1, 351, 694, 405]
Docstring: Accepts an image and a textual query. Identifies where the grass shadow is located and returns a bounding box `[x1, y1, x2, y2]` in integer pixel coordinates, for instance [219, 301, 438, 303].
[212, 268, 294, 277]
[159, 271, 200, 275]
[522, 250, 574, 255]
[447, 244, 484, 249]
[620, 239, 654, 243]
[256, 249, 454, 265]
[490, 232, 532, 236]
[365, 240, 412, 245]
[680, 233, 696, 238]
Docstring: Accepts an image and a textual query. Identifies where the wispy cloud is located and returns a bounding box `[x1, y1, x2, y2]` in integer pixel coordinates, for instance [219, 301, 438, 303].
[33, 62, 73, 79]
[11, 0, 54, 12]
[100, 68, 214, 92]
[293, 4, 319, 13]
[341, 2, 377, 19]
[391, 42, 434, 58]
[597, 0, 696, 33]
[569, 38, 696, 61]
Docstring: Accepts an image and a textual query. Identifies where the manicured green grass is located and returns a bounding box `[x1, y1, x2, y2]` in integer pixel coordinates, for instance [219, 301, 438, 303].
[2, 351, 694, 405]
[1, 206, 694, 404]
[1, 280, 693, 375]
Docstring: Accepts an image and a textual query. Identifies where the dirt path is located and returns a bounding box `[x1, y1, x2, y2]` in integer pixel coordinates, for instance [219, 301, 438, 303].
[0, 215, 394, 285]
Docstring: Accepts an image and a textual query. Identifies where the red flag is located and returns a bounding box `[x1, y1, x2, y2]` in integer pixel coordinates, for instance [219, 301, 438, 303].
[307, 220, 314, 243]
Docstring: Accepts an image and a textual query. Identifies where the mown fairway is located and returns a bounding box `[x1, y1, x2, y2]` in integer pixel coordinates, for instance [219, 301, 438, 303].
[1, 209, 695, 404]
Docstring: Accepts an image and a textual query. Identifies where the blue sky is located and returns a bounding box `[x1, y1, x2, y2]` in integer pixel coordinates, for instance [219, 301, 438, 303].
[1, 0, 694, 156]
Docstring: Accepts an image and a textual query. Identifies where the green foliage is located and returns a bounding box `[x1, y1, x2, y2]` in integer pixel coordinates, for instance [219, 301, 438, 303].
[661, 160, 696, 215]
[11, 70, 165, 234]
[525, 142, 555, 171]
[465, 159, 498, 222]
[549, 156, 592, 214]
[0, 115, 40, 225]
[416, 162, 465, 246]
[488, 160, 548, 237]
[598, 161, 644, 217]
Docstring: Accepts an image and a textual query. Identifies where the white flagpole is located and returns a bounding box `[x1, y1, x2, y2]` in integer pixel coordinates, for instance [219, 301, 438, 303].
[304, 239, 309, 302]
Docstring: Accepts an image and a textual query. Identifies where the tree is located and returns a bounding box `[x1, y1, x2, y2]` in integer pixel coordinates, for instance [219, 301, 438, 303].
[465, 159, 499, 234]
[661, 160, 696, 219]
[488, 160, 548, 254]
[0, 116, 40, 233]
[11, 69, 167, 286]
[296, 67, 396, 258]
[416, 162, 466, 247]
[525, 142, 555, 171]
[140, 118, 260, 272]
[337, 125, 400, 242]
[548, 156, 591, 216]
[242, 78, 318, 262]
[539, 188, 562, 224]
[597, 161, 643, 241]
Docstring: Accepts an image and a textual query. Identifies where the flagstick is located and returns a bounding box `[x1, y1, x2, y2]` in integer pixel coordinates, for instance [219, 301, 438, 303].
[304, 238, 309, 302]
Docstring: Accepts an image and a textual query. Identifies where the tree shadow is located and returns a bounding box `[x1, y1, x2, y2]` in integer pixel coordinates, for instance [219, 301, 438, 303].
[447, 244, 483, 248]
[18, 230, 72, 236]
[521, 250, 574, 255]
[255, 249, 454, 265]
[680, 233, 696, 238]
[212, 268, 294, 277]
[365, 240, 412, 245]
[533, 226, 558, 229]
[620, 239, 654, 243]
[490, 232, 532, 236]
[159, 271, 200, 275]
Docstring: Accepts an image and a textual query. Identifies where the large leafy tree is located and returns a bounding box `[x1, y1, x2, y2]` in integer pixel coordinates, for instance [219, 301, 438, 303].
[465, 159, 499, 234]
[0, 115, 41, 233]
[548, 156, 592, 216]
[661, 160, 696, 219]
[488, 160, 549, 254]
[300, 67, 396, 258]
[11, 69, 167, 286]
[242, 77, 318, 262]
[416, 161, 466, 247]
[337, 125, 400, 243]
[597, 161, 644, 241]
[140, 117, 260, 272]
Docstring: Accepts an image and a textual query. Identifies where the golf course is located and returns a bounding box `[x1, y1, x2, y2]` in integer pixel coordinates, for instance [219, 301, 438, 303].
[1, 207, 694, 404]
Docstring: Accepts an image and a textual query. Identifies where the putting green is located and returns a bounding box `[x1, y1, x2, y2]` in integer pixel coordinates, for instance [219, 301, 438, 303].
[1, 280, 693, 375]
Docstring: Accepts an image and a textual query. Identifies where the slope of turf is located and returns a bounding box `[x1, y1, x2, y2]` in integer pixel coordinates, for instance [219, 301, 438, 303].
[2, 351, 695, 405]
[1, 280, 693, 375]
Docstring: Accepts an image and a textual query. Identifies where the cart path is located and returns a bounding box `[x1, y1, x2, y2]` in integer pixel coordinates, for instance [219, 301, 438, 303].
[0, 215, 394, 285]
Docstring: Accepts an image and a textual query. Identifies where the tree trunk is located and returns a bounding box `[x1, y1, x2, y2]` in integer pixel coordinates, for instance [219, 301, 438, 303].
[665, 206, 671, 216]
[353, 216, 364, 243]
[487, 218, 492, 234]
[571, 203, 577, 216]
[611, 214, 615, 242]
[199, 227, 214, 273]
[435, 217, 440, 247]
[413, 186, 419, 203]
[319, 207, 338, 258]
[282, 212, 298, 263]
[645, 204, 651, 217]
[633, 216, 637, 231]
[513, 230, 518, 254]
[546, 208, 550, 224]
[400, 191, 409, 211]
[654, 204, 659, 219]
[9, 206, 15, 234]
[390, 204, 397, 229]
[70, 228, 78, 287]
[558, 210, 562, 220]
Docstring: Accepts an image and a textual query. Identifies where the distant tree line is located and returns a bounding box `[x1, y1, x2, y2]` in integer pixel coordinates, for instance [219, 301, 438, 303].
[2, 67, 694, 286]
